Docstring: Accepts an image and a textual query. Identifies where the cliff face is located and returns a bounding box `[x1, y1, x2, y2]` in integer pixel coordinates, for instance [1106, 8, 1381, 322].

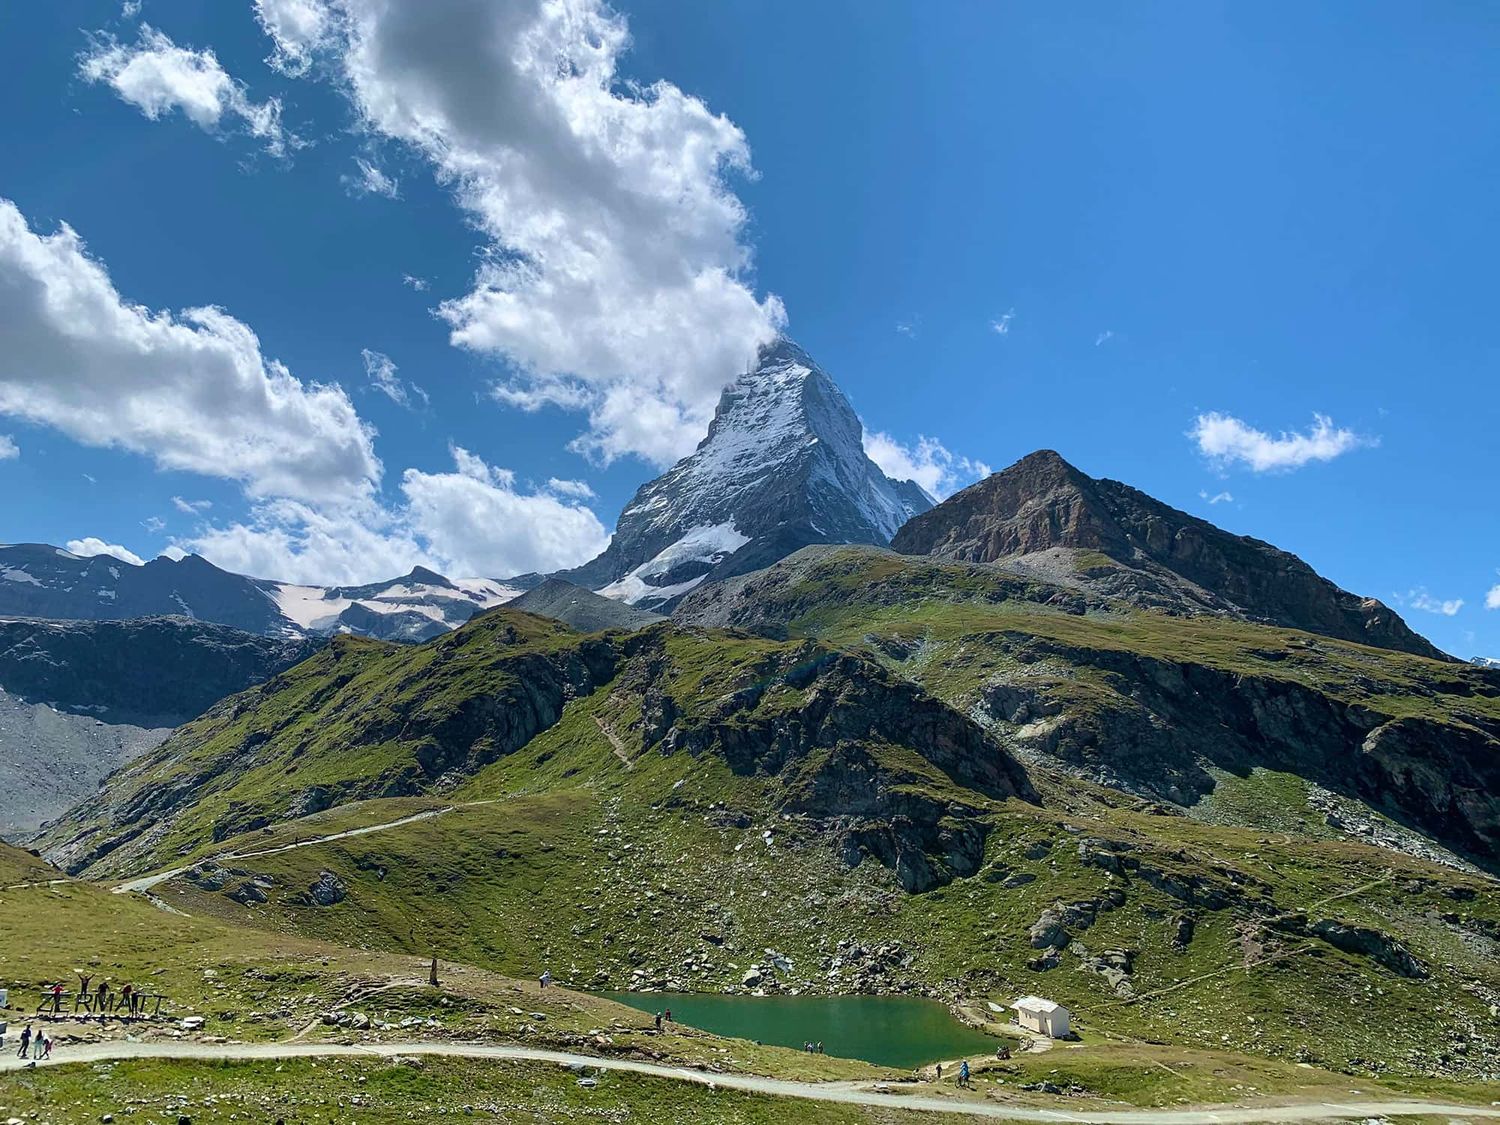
[891, 450, 1445, 660]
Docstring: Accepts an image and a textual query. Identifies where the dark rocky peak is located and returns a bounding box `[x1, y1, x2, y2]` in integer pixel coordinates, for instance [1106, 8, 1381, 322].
[892, 450, 1446, 661]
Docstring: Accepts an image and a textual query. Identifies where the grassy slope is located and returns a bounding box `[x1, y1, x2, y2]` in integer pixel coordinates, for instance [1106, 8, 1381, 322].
[0, 1056, 927, 1125]
[142, 693, 1500, 1080]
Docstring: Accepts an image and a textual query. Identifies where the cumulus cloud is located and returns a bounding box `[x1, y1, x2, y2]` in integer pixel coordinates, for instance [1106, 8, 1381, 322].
[66, 537, 145, 566]
[171, 496, 212, 514]
[0, 198, 380, 504]
[187, 446, 608, 583]
[401, 274, 429, 292]
[264, 0, 783, 466]
[79, 24, 293, 156]
[1190, 412, 1372, 473]
[0, 435, 17, 461]
[1487, 584, 1500, 611]
[863, 431, 990, 500]
[361, 348, 425, 408]
[255, 0, 335, 75]
[546, 477, 595, 499]
[1404, 589, 1464, 617]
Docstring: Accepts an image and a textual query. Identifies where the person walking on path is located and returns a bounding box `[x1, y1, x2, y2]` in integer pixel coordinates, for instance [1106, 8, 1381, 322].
[935, 1062, 942, 1081]
[16, 1025, 30, 1059]
[654, 1012, 662, 1032]
[38, 1034, 51, 1061]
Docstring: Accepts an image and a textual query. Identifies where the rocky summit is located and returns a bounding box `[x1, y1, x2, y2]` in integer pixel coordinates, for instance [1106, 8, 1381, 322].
[548, 339, 933, 609]
[891, 450, 1444, 659]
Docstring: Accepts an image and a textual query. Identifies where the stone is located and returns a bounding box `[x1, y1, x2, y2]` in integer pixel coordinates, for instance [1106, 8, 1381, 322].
[307, 871, 347, 907]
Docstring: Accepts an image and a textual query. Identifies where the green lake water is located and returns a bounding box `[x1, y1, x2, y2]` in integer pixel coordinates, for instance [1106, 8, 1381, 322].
[602, 992, 999, 1069]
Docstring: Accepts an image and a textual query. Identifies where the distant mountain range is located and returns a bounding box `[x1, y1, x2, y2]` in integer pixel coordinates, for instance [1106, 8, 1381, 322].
[0, 545, 519, 642]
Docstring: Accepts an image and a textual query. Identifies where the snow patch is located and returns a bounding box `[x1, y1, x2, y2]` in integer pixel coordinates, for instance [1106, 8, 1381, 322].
[1, 567, 40, 586]
[597, 522, 747, 606]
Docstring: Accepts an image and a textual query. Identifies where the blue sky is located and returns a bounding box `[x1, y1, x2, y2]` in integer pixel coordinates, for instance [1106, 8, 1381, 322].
[0, 2, 1496, 659]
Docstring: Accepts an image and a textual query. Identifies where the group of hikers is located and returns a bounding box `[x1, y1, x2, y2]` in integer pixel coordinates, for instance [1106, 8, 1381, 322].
[933, 1059, 973, 1087]
[11, 1025, 53, 1061]
[652, 1008, 673, 1031]
[802, 1040, 825, 1053]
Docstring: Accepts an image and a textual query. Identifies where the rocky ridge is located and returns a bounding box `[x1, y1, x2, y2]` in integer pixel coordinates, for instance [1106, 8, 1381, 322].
[890, 450, 1445, 660]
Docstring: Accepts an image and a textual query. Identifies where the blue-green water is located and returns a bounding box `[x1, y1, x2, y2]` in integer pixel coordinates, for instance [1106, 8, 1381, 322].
[603, 992, 998, 1069]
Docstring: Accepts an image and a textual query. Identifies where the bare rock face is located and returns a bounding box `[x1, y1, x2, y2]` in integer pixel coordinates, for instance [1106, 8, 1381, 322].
[891, 450, 1446, 660]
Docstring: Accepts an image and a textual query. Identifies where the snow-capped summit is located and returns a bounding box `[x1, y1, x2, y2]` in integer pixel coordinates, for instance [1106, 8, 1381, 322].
[0, 544, 519, 643]
[559, 338, 934, 608]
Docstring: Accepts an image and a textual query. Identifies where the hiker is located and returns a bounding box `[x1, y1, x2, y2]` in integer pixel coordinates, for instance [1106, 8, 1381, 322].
[959, 1060, 970, 1088]
[38, 1034, 51, 1061]
[49, 982, 64, 1014]
[654, 1012, 662, 1031]
[663, 1008, 672, 1023]
[118, 983, 134, 1017]
[17, 1025, 31, 1058]
[817, 1041, 824, 1054]
[75, 974, 92, 1012]
[538, 970, 552, 990]
[995, 1044, 1011, 1060]
[935, 1062, 942, 1080]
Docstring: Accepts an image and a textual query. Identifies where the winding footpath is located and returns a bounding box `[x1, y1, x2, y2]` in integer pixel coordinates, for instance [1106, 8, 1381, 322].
[2, 1040, 1497, 1123]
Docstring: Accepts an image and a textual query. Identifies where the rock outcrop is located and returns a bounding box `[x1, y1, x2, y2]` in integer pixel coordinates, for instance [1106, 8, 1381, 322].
[891, 450, 1445, 660]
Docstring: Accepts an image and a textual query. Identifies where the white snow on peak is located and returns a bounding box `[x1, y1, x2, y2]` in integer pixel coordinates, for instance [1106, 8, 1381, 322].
[597, 522, 748, 606]
[271, 573, 523, 634]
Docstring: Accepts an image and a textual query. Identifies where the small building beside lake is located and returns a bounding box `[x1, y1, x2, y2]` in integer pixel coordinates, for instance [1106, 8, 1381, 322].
[1012, 995, 1070, 1037]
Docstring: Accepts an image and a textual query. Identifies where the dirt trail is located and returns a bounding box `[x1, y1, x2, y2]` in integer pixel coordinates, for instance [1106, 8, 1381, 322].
[1, 1040, 1497, 1123]
[112, 806, 461, 895]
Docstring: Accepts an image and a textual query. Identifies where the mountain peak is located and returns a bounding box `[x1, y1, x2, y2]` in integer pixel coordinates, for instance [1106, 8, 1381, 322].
[555, 338, 933, 608]
[894, 450, 1446, 660]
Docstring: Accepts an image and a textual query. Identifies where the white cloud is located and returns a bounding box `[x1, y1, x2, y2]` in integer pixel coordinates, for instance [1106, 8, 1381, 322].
[0, 435, 17, 461]
[1190, 412, 1372, 473]
[188, 446, 608, 583]
[79, 25, 293, 157]
[171, 496, 212, 514]
[121, 1, 142, 18]
[345, 157, 399, 199]
[895, 318, 919, 338]
[271, 0, 783, 466]
[1404, 589, 1464, 617]
[0, 198, 380, 504]
[1487, 584, 1500, 611]
[401, 273, 429, 292]
[142, 515, 166, 533]
[1199, 489, 1234, 505]
[66, 537, 145, 566]
[1094, 330, 1113, 347]
[546, 477, 595, 499]
[990, 310, 1015, 336]
[361, 348, 425, 409]
[863, 431, 990, 500]
[490, 377, 592, 415]
[255, 0, 335, 75]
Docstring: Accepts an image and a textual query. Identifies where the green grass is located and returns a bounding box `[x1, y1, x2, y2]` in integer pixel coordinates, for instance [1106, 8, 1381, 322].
[0, 1055, 921, 1125]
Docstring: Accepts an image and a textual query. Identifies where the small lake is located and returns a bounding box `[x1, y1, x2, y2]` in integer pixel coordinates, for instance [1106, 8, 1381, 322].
[602, 992, 999, 1069]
